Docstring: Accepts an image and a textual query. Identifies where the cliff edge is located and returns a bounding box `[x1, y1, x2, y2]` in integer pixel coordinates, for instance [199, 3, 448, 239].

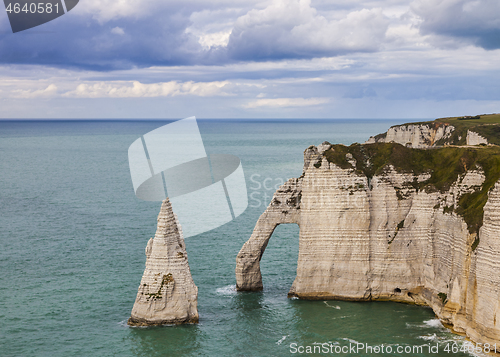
[236, 116, 500, 347]
[128, 198, 198, 326]
[366, 113, 500, 148]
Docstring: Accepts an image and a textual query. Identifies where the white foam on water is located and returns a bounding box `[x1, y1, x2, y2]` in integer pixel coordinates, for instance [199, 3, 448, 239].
[406, 318, 445, 329]
[413, 326, 489, 357]
[332, 315, 355, 320]
[418, 333, 438, 342]
[276, 335, 289, 345]
[423, 319, 444, 329]
[324, 301, 341, 309]
[117, 319, 129, 328]
[216, 284, 237, 295]
[341, 337, 362, 345]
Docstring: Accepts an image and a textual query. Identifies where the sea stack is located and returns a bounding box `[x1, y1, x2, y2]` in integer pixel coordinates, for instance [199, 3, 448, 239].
[128, 198, 198, 326]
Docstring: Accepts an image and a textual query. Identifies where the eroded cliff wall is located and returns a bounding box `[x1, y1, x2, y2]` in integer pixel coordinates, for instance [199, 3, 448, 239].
[236, 143, 500, 347]
[366, 122, 490, 148]
[366, 123, 456, 148]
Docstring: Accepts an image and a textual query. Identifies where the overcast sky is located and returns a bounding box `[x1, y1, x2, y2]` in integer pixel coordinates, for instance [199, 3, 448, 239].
[0, 0, 499, 119]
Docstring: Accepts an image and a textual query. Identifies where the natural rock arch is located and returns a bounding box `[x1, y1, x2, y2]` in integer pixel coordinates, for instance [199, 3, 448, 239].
[236, 134, 500, 348]
[235, 178, 302, 291]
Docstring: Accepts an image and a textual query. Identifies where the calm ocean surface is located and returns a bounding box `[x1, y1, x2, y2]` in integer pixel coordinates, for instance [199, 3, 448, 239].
[0, 119, 481, 357]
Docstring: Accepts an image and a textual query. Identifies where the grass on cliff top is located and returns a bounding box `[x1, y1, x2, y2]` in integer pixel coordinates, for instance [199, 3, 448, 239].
[390, 113, 500, 146]
[324, 142, 500, 234]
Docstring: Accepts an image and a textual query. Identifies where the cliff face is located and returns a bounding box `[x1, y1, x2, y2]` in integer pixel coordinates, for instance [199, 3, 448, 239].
[464, 181, 500, 344]
[236, 142, 500, 347]
[366, 113, 500, 147]
[366, 123, 455, 148]
[129, 198, 198, 326]
[467, 130, 488, 146]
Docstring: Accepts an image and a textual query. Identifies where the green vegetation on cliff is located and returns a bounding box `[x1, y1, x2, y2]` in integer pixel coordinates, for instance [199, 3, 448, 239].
[436, 114, 500, 146]
[324, 142, 500, 234]
[401, 113, 500, 146]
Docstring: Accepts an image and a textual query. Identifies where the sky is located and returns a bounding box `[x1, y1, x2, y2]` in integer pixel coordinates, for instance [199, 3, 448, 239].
[0, 0, 499, 119]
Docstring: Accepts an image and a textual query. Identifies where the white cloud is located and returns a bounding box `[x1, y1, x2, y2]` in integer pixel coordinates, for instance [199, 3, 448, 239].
[227, 0, 390, 59]
[11, 84, 57, 98]
[290, 7, 389, 51]
[198, 30, 231, 49]
[111, 27, 125, 36]
[186, 7, 246, 49]
[244, 97, 329, 108]
[64, 80, 230, 98]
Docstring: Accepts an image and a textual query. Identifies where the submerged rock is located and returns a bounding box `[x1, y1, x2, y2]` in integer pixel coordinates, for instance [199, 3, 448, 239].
[128, 198, 198, 326]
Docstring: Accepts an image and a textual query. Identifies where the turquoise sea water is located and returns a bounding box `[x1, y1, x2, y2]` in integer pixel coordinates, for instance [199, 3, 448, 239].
[0, 119, 482, 357]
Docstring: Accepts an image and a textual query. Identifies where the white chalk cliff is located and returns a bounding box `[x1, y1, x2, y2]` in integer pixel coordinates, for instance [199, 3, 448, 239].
[366, 122, 490, 148]
[129, 198, 198, 326]
[365, 123, 456, 148]
[467, 130, 489, 146]
[236, 143, 500, 346]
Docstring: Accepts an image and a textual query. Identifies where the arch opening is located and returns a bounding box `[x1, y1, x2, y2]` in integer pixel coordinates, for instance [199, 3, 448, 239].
[235, 177, 302, 291]
[260, 223, 300, 292]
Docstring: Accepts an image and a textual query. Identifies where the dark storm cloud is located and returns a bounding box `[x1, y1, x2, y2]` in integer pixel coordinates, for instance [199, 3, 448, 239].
[0, 3, 204, 70]
[411, 0, 500, 49]
[0, 0, 391, 70]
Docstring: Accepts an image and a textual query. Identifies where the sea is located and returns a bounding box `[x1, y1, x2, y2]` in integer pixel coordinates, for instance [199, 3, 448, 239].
[0, 119, 486, 357]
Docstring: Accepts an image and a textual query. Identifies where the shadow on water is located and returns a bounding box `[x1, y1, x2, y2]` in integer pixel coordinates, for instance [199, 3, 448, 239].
[285, 299, 476, 357]
[128, 323, 202, 357]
